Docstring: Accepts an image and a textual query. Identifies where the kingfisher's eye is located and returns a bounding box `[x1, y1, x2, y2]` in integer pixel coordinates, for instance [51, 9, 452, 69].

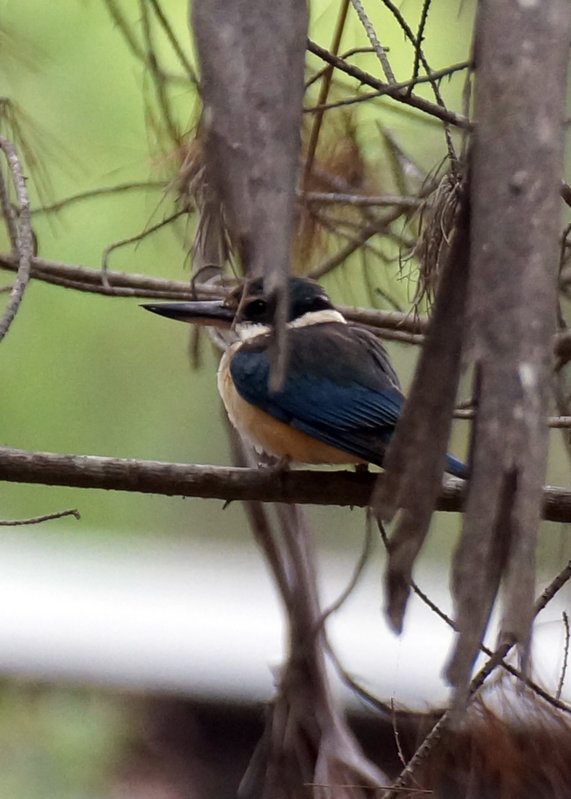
[245, 298, 268, 319]
[309, 295, 329, 311]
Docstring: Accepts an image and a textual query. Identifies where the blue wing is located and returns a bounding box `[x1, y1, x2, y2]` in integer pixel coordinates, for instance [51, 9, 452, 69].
[230, 323, 404, 466]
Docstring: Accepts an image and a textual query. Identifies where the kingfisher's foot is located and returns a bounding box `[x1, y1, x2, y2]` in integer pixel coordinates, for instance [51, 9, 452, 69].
[258, 453, 291, 473]
[354, 463, 370, 474]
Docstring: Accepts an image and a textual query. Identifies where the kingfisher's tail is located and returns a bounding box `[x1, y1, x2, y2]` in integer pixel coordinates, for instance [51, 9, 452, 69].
[445, 453, 468, 479]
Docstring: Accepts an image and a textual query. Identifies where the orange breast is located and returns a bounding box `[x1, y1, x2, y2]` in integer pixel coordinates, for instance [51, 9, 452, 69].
[217, 347, 364, 465]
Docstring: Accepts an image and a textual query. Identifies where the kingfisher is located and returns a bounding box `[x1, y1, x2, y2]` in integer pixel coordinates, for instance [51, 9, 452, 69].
[143, 277, 465, 477]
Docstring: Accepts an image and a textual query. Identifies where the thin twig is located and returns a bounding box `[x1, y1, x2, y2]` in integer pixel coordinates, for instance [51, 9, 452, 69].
[139, 0, 180, 145]
[101, 209, 187, 274]
[391, 699, 408, 770]
[103, 0, 145, 61]
[378, 0, 458, 170]
[0, 159, 18, 249]
[102, 0, 188, 86]
[305, 89, 390, 114]
[349, 0, 396, 83]
[362, 325, 424, 346]
[409, 0, 431, 93]
[557, 611, 570, 700]
[311, 209, 394, 262]
[147, 0, 197, 84]
[0, 136, 33, 344]
[325, 639, 395, 715]
[226, 421, 293, 606]
[410, 581, 571, 715]
[0, 252, 207, 296]
[31, 181, 166, 216]
[305, 46, 375, 88]
[318, 514, 374, 625]
[381, 559, 571, 799]
[307, 200, 415, 280]
[305, 61, 470, 113]
[535, 561, 571, 613]
[302, 191, 421, 208]
[303, 0, 350, 188]
[307, 39, 471, 130]
[5, 253, 571, 358]
[454, 408, 571, 428]
[0, 508, 80, 526]
[308, 220, 385, 278]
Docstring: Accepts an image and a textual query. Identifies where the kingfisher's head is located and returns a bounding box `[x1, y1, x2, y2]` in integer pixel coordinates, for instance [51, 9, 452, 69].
[143, 277, 346, 339]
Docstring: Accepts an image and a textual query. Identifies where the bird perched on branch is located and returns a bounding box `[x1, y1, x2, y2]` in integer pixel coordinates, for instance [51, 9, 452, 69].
[144, 276, 465, 477]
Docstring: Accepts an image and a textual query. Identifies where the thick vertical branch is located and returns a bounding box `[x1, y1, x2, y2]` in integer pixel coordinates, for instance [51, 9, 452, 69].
[190, 0, 308, 387]
[447, 0, 570, 693]
[229, 431, 387, 799]
[190, 0, 307, 280]
[374, 184, 470, 632]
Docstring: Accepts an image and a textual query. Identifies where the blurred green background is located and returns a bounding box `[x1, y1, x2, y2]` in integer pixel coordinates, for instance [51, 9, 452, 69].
[1, 0, 479, 537]
[0, 2, 569, 798]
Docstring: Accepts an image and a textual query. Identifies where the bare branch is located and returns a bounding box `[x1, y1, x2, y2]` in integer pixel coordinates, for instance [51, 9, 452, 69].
[411, 580, 571, 715]
[2, 446, 571, 523]
[557, 611, 570, 701]
[5, 254, 571, 362]
[378, 522, 571, 714]
[378, 0, 459, 170]
[307, 39, 471, 130]
[302, 191, 421, 208]
[382, 558, 571, 799]
[454, 408, 571, 428]
[349, 0, 396, 84]
[303, 0, 350, 187]
[101, 0, 189, 86]
[0, 508, 80, 526]
[410, 0, 431, 90]
[308, 209, 403, 279]
[0, 252, 429, 332]
[31, 181, 166, 216]
[139, 0, 180, 144]
[0, 135, 33, 344]
[377, 184, 470, 632]
[101, 209, 186, 274]
[448, 0, 570, 694]
[304, 61, 470, 113]
[305, 45, 375, 88]
[147, 0, 197, 84]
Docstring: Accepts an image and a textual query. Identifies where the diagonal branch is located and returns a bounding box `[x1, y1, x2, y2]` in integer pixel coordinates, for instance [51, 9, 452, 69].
[381, 557, 571, 799]
[307, 39, 471, 130]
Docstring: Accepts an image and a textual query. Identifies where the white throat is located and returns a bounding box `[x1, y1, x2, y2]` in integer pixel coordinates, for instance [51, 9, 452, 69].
[289, 308, 347, 328]
[234, 308, 346, 341]
[234, 321, 272, 341]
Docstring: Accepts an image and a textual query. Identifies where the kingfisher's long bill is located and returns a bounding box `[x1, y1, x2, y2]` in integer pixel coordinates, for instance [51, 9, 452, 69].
[143, 278, 466, 478]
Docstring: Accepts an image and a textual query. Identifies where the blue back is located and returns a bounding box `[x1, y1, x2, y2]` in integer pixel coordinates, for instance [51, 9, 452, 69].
[230, 322, 404, 466]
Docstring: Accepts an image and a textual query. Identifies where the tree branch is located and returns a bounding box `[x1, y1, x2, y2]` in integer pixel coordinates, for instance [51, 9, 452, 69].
[0, 136, 33, 343]
[0, 251, 428, 332]
[307, 39, 471, 130]
[3, 250, 571, 354]
[1, 445, 571, 522]
[0, 508, 80, 526]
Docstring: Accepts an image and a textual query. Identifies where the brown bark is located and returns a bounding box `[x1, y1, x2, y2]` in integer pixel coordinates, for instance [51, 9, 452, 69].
[447, 0, 570, 693]
[2, 445, 571, 523]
